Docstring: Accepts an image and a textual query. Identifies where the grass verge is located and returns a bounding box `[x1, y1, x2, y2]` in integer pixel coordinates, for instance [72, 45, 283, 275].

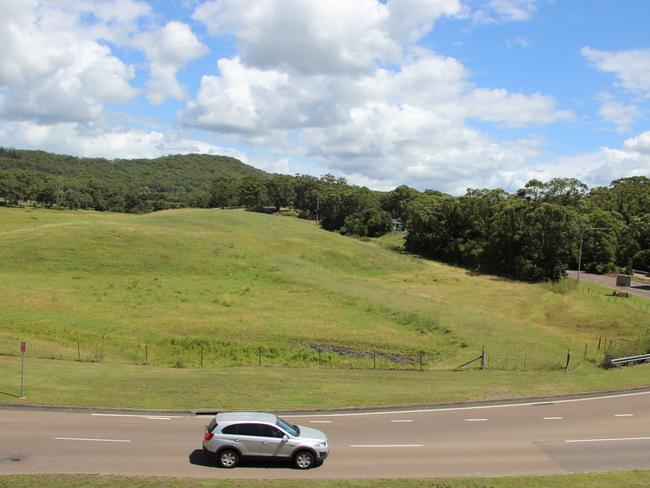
[4, 472, 650, 488]
[1, 355, 650, 410]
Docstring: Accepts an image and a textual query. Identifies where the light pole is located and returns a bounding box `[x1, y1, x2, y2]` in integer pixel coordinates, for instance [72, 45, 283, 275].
[577, 227, 609, 283]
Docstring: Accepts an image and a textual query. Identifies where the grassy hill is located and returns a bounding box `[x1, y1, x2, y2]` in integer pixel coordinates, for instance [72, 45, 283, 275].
[1, 206, 649, 373]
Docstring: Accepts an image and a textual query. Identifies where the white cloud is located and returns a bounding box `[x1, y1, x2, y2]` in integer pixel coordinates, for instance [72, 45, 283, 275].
[624, 131, 650, 154]
[133, 21, 209, 105]
[597, 97, 640, 132]
[0, 0, 145, 123]
[470, 0, 538, 23]
[0, 120, 244, 161]
[181, 49, 572, 193]
[582, 47, 650, 97]
[488, 0, 537, 21]
[193, 0, 460, 75]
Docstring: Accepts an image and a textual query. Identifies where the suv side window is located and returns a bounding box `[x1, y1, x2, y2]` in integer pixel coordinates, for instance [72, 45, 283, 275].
[258, 424, 284, 438]
[221, 424, 239, 435]
[236, 423, 260, 436]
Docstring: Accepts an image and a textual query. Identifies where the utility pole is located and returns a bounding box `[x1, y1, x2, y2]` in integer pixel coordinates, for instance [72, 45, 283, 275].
[577, 227, 609, 283]
[20, 340, 26, 399]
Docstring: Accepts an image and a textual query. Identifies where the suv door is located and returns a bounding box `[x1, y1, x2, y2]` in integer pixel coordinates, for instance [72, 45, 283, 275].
[222, 423, 266, 456]
[258, 423, 293, 458]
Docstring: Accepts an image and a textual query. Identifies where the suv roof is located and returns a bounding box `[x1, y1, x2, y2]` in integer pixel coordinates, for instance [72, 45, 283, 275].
[215, 411, 277, 424]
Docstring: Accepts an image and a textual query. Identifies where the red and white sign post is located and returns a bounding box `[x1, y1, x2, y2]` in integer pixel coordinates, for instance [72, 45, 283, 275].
[20, 340, 26, 399]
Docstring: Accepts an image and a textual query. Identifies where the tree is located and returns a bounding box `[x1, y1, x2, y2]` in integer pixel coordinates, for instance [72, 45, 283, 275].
[209, 176, 240, 209]
[239, 176, 267, 208]
[265, 175, 295, 212]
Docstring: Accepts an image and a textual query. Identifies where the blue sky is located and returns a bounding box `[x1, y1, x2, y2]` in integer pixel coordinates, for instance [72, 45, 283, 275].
[0, 0, 649, 194]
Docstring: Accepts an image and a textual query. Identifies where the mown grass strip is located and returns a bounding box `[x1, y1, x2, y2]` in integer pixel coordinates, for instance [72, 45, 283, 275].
[4, 472, 650, 488]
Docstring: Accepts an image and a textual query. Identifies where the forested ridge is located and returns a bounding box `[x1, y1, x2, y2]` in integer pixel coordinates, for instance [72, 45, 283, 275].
[1, 147, 648, 282]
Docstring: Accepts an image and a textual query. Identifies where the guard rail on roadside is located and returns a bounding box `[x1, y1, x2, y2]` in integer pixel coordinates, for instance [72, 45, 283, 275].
[603, 353, 650, 368]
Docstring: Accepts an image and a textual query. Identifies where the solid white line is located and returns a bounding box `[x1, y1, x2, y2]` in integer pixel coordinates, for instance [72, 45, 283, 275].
[284, 390, 650, 418]
[615, 414, 634, 417]
[565, 436, 650, 444]
[309, 420, 332, 424]
[350, 444, 423, 448]
[544, 417, 563, 420]
[464, 418, 488, 422]
[54, 437, 131, 443]
[91, 413, 184, 419]
[146, 416, 171, 420]
[390, 419, 414, 423]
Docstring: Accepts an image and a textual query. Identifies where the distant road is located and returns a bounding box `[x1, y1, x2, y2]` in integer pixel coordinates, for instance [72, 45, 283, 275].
[4, 390, 650, 479]
[567, 271, 650, 300]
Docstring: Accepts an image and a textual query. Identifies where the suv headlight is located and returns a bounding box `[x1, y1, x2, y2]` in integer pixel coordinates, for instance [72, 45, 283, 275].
[316, 441, 328, 448]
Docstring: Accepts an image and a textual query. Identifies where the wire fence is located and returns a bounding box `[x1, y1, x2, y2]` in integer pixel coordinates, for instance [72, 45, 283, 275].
[3, 333, 643, 372]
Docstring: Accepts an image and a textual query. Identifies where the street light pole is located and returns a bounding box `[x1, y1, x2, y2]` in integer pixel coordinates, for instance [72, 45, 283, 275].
[577, 227, 609, 283]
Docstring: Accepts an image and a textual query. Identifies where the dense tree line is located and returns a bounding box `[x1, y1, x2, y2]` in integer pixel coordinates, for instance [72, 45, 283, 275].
[1, 147, 648, 281]
[397, 177, 650, 281]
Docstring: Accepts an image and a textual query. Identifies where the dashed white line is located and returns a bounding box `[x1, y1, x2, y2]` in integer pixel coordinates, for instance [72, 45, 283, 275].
[350, 444, 423, 448]
[91, 413, 184, 419]
[544, 417, 563, 420]
[54, 437, 131, 443]
[615, 414, 634, 417]
[464, 418, 488, 422]
[146, 416, 171, 420]
[390, 419, 414, 423]
[565, 436, 650, 444]
[309, 420, 332, 424]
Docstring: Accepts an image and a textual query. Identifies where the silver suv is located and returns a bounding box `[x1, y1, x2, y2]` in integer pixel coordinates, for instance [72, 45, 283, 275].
[202, 411, 330, 469]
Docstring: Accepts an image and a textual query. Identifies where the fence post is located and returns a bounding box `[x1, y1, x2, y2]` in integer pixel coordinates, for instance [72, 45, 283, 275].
[598, 336, 602, 350]
[258, 347, 262, 367]
[95, 344, 98, 362]
[565, 350, 572, 371]
[200, 347, 204, 368]
[145, 345, 148, 364]
[77, 341, 80, 361]
[481, 346, 486, 370]
[373, 352, 376, 369]
[584, 343, 588, 358]
[318, 348, 321, 367]
[523, 353, 527, 371]
[419, 351, 423, 371]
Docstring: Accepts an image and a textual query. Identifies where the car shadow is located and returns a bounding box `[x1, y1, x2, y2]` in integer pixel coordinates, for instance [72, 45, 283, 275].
[189, 449, 294, 469]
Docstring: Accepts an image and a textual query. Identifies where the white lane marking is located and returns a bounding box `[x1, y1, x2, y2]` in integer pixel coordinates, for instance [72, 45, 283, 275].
[309, 420, 332, 424]
[54, 437, 131, 443]
[615, 414, 634, 417]
[464, 418, 488, 422]
[91, 413, 184, 419]
[544, 417, 563, 420]
[565, 436, 650, 444]
[146, 416, 171, 420]
[284, 390, 650, 418]
[390, 419, 413, 423]
[350, 444, 423, 448]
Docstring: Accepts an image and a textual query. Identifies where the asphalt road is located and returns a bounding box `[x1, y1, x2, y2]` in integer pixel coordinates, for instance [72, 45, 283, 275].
[3, 389, 650, 479]
[567, 270, 650, 300]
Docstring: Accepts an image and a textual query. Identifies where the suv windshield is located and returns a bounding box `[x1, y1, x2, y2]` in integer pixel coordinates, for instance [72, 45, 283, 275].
[276, 417, 299, 436]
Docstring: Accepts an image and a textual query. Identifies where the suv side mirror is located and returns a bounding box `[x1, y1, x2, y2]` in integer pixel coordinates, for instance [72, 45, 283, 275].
[282, 434, 289, 441]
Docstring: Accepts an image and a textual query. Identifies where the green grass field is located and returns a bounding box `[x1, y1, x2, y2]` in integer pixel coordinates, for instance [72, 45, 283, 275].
[4, 472, 650, 488]
[1, 207, 649, 408]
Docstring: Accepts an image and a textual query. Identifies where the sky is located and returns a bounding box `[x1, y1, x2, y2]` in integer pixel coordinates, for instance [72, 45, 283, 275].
[0, 0, 649, 195]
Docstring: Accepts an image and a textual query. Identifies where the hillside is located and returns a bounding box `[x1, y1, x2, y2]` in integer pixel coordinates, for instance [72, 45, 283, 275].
[1, 207, 648, 373]
[0, 148, 267, 209]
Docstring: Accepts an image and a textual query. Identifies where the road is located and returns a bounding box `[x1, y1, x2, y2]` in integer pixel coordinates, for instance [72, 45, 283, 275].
[3, 389, 650, 479]
[567, 270, 650, 300]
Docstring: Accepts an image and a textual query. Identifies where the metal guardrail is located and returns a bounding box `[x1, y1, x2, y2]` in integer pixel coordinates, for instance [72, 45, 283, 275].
[603, 353, 650, 368]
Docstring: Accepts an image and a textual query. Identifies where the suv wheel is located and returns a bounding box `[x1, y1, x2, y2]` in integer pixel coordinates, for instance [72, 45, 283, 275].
[217, 448, 239, 468]
[293, 450, 315, 469]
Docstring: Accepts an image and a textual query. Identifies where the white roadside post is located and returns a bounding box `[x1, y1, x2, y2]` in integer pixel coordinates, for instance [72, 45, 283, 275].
[20, 340, 26, 399]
